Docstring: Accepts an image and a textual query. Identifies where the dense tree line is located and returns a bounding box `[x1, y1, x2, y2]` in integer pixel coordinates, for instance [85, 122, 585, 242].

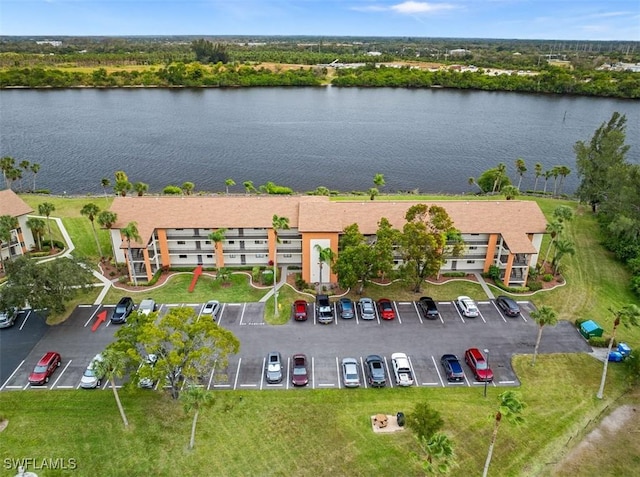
[575, 112, 640, 296]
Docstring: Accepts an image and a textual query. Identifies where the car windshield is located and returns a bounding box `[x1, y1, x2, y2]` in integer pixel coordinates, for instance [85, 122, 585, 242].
[83, 369, 96, 378]
[268, 363, 280, 372]
[33, 365, 48, 373]
[293, 367, 306, 375]
[476, 360, 487, 370]
[115, 305, 127, 313]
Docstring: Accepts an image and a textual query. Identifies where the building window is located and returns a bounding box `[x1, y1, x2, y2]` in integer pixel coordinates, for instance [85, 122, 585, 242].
[255, 254, 265, 258]
[175, 228, 184, 231]
[467, 260, 475, 264]
[205, 240, 211, 245]
[283, 253, 292, 258]
[179, 254, 187, 259]
[283, 240, 291, 244]
[207, 255, 213, 258]
[470, 233, 479, 236]
[177, 240, 186, 245]
[229, 254, 236, 258]
[469, 246, 477, 250]
[228, 240, 235, 244]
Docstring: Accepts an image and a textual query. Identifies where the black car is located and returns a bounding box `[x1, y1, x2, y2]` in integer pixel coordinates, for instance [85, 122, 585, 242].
[111, 296, 134, 324]
[365, 355, 387, 387]
[496, 295, 520, 317]
[440, 354, 465, 382]
[418, 296, 439, 319]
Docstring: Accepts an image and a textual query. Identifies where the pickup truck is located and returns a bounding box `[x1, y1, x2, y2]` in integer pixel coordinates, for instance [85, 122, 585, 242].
[391, 352, 414, 387]
[316, 294, 333, 324]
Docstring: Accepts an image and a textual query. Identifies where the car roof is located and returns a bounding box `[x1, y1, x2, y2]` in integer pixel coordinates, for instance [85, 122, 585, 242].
[466, 348, 485, 359]
[38, 351, 59, 363]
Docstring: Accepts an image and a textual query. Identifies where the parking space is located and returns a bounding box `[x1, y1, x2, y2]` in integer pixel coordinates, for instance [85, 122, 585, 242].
[1, 297, 590, 393]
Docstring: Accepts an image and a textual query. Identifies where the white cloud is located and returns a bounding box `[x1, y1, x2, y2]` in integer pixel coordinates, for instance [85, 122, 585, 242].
[390, 1, 456, 15]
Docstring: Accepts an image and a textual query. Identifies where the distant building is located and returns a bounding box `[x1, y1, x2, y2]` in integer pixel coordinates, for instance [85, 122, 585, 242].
[107, 196, 547, 288]
[0, 190, 35, 262]
[366, 51, 382, 56]
[35, 40, 62, 47]
[449, 49, 471, 56]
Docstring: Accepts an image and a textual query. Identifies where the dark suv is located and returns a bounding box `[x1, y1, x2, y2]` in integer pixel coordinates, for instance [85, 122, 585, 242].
[365, 355, 387, 387]
[111, 296, 134, 324]
[418, 296, 439, 319]
[496, 296, 520, 317]
[316, 294, 333, 324]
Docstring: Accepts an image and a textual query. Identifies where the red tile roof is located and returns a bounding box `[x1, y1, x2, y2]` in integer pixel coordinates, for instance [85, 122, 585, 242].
[0, 190, 33, 217]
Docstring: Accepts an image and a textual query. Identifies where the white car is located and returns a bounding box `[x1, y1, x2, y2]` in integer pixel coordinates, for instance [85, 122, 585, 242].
[456, 296, 479, 318]
[80, 354, 104, 389]
[341, 357, 361, 388]
[202, 300, 221, 319]
[138, 299, 156, 316]
[0, 307, 18, 328]
[391, 352, 414, 387]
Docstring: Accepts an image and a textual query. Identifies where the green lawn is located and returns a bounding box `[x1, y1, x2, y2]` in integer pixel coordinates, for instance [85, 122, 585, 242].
[0, 354, 631, 477]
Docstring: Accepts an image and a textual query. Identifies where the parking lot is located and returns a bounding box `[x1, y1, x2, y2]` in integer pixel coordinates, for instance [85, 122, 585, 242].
[0, 297, 592, 392]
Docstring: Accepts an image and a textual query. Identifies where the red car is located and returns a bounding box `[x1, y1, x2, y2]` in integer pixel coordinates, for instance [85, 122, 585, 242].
[293, 300, 308, 321]
[28, 351, 62, 385]
[291, 354, 309, 386]
[464, 348, 493, 382]
[377, 298, 396, 320]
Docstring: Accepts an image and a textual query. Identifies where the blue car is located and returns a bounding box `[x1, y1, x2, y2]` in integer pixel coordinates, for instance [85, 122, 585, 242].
[440, 354, 465, 382]
[338, 298, 355, 319]
[608, 343, 631, 362]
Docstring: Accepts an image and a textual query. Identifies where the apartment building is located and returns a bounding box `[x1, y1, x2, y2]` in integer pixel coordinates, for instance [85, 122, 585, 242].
[107, 195, 548, 288]
[0, 190, 35, 263]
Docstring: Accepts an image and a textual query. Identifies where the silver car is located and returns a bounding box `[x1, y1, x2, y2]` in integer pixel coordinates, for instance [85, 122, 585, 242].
[358, 298, 376, 320]
[341, 357, 361, 388]
[265, 352, 283, 384]
[80, 354, 104, 389]
[202, 300, 221, 319]
[0, 307, 18, 328]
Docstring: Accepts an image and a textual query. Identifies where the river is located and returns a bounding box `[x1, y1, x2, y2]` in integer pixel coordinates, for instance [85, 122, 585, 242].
[0, 87, 638, 195]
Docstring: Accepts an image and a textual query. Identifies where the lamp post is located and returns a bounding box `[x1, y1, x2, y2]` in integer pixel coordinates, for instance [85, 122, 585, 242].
[483, 348, 489, 398]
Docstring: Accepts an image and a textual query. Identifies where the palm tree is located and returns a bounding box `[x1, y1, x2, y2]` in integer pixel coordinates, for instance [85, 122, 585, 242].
[80, 203, 103, 258]
[492, 163, 507, 193]
[541, 220, 563, 271]
[542, 170, 553, 195]
[551, 166, 561, 197]
[121, 221, 141, 286]
[181, 386, 215, 450]
[530, 305, 558, 366]
[552, 238, 576, 274]
[30, 163, 40, 192]
[182, 182, 195, 195]
[502, 185, 519, 200]
[243, 181, 255, 195]
[225, 178, 235, 195]
[468, 177, 483, 193]
[271, 214, 290, 318]
[114, 180, 132, 197]
[418, 432, 457, 475]
[114, 170, 128, 183]
[533, 162, 543, 193]
[368, 187, 379, 201]
[93, 349, 129, 427]
[97, 210, 118, 259]
[208, 228, 227, 264]
[18, 160, 30, 191]
[597, 304, 640, 399]
[100, 177, 111, 198]
[373, 173, 385, 191]
[6, 167, 21, 191]
[133, 182, 149, 197]
[514, 157, 526, 190]
[482, 391, 526, 477]
[37, 202, 56, 250]
[26, 216, 45, 250]
[0, 156, 15, 189]
[556, 166, 571, 196]
[315, 244, 334, 290]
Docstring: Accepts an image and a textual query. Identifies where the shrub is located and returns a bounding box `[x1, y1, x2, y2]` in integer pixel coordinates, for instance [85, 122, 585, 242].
[260, 181, 292, 195]
[574, 317, 588, 328]
[163, 185, 182, 195]
[487, 265, 501, 281]
[252, 266, 261, 283]
[589, 336, 615, 348]
[262, 270, 274, 286]
[442, 271, 466, 277]
[295, 274, 309, 291]
[146, 268, 163, 286]
[527, 281, 543, 292]
[543, 274, 554, 282]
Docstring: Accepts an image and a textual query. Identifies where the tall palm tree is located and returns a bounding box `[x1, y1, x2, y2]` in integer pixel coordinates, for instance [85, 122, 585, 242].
[533, 162, 543, 193]
[97, 210, 118, 259]
[552, 238, 576, 274]
[373, 173, 385, 191]
[181, 386, 215, 450]
[30, 163, 40, 192]
[37, 202, 56, 249]
[133, 182, 149, 197]
[26, 216, 45, 251]
[597, 304, 640, 399]
[114, 180, 132, 197]
[541, 220, 563, 271]
[530, 305, 558, 366]
[94, 349, 129, 427]
[551, 166, 561, 197]
[243, 181, 255, 195]
[100, 177, 111, 198]
[556, 166, 571, 196]
[315, 244, 334, 290]
[492, 163, 507, 193]
[542, 170, 553, 195]
[121, 221, 141, 286]
[482, 391, 526, 477]
[368, 187, 379, 201]
[225, 178, 235, 195]
[271, 214, 290, 318]
[80, 203, 103, 258]
[0, 156, 15, 189]
[208, 228, 227, 264]
[18, 160, 30, 191]
[514, 157, 526, 190]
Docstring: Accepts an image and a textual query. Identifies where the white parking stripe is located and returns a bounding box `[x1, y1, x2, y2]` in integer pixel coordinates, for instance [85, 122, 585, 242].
[84, 306, 101, 327]
[478, 311, 487, 324]
[412, 301, 424, 324]
[19, 310, 32, 330]
[285, 356, 290, 390]
[453, 302, 466, 323]
[51, 360, 73, 389]
[336, 356, 341, 389]
[492, 301, 508, 323]
[520, 313, 528, 323]
[311, 356, 315, 388]
[360, 356, 367, 389]
[407, 355, 419, 387]
[240, 384, 258, 387]
[499, 380, 516, 384]
[207, 364, 216, 390]
[0, 360, 24, 390]
[233, 359, 242, 390]
[239, 303, 247, 325]
[393, 302, 402, 324]
[383, 356, 393, 388]
[431, 355, 445, 387]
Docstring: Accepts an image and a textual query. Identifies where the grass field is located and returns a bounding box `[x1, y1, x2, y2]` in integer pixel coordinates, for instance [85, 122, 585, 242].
[7, 193, 639, 475]
[0, 355, 631, 477]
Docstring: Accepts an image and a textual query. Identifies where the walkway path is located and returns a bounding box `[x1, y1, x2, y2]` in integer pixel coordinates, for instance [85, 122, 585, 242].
[258, 265, 289, 303]
[473, 272, 495, 299]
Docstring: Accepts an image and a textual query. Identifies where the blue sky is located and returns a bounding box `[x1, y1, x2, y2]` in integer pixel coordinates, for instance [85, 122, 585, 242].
[1, 1, 638, 40]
